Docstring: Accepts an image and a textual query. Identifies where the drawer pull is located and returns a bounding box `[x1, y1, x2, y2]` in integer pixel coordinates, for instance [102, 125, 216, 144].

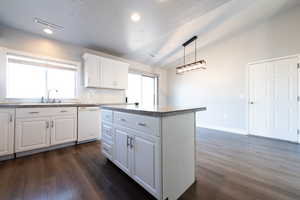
[103, 147, 109, 152]
[60, 110, 68, 113]
[9, 115, 13, 122]
[120, 118, 126, 122]
[138, 122, 147, 127]
[29, 112, 40, 114]
[46, 121, 49, 129]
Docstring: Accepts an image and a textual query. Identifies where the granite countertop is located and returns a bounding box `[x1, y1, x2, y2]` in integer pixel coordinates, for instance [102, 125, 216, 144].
[0, 102, 127, 108]
[101, 104, 207, 117]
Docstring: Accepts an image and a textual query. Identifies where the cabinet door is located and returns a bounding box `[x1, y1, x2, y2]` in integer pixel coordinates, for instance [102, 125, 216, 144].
[84, 54, 100, 87]
[78, 108, 100, 142]
[113, 127, 131, 175]
[51, 115, 77, 145]
[114, 61, 129, 90]
[0, 109, 14, 156]
[131, 133, 160, 197]
[100, 57, 116, 89]
[15, 117, 50, 152]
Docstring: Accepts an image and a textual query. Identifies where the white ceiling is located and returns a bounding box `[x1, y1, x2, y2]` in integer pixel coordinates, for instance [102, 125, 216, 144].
[0, 0, 299, 67]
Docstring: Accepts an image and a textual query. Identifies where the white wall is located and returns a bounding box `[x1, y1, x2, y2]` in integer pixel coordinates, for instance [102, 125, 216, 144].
[0, 26, 167, 105]
[166, 6, 300, 134]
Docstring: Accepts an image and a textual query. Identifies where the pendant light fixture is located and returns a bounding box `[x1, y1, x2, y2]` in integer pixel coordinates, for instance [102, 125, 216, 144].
[176, 36, 207, 74]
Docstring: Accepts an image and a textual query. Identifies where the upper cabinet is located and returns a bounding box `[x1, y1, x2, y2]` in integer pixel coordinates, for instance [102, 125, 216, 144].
[83, 53, 129, 90]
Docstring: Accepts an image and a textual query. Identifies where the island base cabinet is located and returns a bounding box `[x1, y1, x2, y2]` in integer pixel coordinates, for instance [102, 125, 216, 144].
[0, 109, 15, 157]
[131, 133, 160, 198]
[15, 118, 50, 153]
[101, 109, 197, 200]
[113, 127, 131, 175]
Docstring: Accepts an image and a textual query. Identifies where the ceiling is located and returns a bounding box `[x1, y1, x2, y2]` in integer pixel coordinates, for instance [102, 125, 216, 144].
[0, 0, 299, 67]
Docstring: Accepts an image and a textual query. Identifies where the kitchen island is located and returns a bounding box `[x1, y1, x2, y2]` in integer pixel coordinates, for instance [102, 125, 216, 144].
[100, 105, 206, 200]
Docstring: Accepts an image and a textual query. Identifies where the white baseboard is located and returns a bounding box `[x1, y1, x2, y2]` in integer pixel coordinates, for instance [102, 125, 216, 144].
[197, 124, 248, 135]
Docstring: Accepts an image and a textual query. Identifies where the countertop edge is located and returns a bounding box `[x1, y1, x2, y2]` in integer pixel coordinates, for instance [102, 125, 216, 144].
[101, 106, 207, 117]
[0, 103, 129, 108]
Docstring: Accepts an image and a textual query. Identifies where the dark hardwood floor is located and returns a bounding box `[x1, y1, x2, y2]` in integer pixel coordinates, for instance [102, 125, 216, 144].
[1, 128, 300, 200]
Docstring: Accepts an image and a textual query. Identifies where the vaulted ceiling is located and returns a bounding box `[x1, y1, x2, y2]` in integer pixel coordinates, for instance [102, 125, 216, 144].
[0, 0, 299, 67]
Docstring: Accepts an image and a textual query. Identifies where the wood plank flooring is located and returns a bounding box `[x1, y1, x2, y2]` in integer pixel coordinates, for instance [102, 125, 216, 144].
[1, 128, 300, 200]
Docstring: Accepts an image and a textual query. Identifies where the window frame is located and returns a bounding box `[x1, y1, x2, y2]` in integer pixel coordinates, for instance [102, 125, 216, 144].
[127, 69, 159, 106]
[3, 48, 80, 101]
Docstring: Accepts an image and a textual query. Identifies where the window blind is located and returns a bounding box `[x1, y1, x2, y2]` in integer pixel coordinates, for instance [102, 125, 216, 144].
[7, 54, 77, 71]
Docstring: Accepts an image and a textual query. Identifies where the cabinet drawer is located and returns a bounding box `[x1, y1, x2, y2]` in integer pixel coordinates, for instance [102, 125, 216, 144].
[16, 107, 77, 118]
[101, 110, 113, 123]
[102, 123, 113, 144]
[114, 112, 160, 136]
[102, 142, 113, 159]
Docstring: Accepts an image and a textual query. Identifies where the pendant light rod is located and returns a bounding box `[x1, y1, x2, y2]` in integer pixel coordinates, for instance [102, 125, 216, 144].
[182, 36, 198, 47]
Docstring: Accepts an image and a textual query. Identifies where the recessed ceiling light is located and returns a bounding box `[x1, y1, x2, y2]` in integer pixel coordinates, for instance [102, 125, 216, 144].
[131, 13, 141, 22]
[43, 28, 53, 34]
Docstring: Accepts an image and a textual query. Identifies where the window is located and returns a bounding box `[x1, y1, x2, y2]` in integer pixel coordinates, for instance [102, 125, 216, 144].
[6, 54, 77, 99]
[126, 72, 158, 106]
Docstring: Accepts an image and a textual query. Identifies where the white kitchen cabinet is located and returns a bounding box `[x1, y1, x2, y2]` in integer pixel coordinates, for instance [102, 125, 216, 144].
[102, 110, 161, 198]
[101, 108, 198, 200]
[51, 115, 77, 145]
[78, 107, 101, 142]
[15, 117, 50, 152]
[101, 57, 129, 90]
[15, 107, 77, 154]
[0, 109, 15, 157]
[114, 126, 131, 175]
[131, 132, 160, 196]
[83, 53, 129, 89]
[83, 53, 100, 87]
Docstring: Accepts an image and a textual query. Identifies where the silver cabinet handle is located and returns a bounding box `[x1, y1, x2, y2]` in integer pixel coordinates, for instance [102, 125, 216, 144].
[9, 115, 13, 122]
[29, 112, 40, 114]
[250, 101, 254, 105]
[51, 121, 54, 128]
[127, 135, 130, 147]
[60, 110, 68, 113]
[130, 137, 134, 148]
[46, 121, 49, 129]
[121, 118, 126, 122]
[138, 122, 146, 127]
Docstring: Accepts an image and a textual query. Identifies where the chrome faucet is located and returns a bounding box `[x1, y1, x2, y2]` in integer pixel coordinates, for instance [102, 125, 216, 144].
[46, 89, 58, 103]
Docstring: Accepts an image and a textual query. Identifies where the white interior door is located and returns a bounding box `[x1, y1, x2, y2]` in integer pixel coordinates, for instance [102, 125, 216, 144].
[272, 58, 298, 142]
[249, 57, 299, 142]
[249, 62, 272, 138]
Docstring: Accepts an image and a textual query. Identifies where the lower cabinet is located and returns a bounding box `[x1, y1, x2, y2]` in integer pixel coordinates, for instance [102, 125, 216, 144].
[0, 109, 15, 156]
[15, 117, 50, 152]
[51, 115, 77, 145]
[15, 107, 77, 153]
[110, 125, 160, 198]
[131, 133, 160, 196]
[114, 127, 132, 175]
